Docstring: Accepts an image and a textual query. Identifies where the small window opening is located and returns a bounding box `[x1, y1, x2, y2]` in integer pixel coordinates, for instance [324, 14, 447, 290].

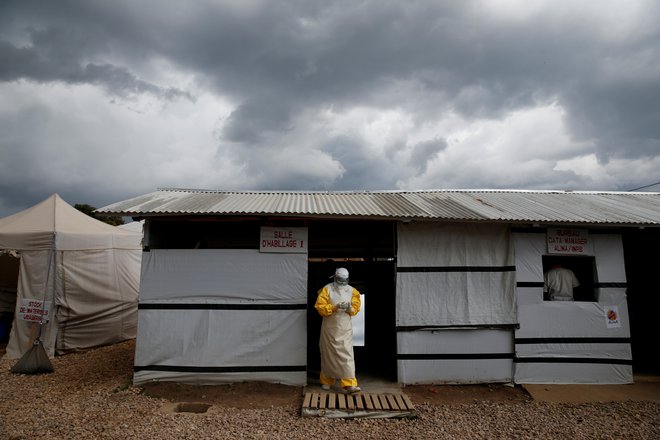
[542, 255, 597, 302]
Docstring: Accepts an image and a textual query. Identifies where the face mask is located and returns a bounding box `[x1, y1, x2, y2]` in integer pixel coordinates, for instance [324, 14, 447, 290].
[335, 277, 348, 286]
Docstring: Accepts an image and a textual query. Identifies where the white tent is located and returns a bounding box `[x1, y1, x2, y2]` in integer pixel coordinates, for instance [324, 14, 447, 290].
[0, 194, 142, 358]
[118, 220, 144, 234]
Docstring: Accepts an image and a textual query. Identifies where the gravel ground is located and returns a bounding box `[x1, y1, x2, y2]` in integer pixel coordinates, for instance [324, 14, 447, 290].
[1, 341, 659, 439]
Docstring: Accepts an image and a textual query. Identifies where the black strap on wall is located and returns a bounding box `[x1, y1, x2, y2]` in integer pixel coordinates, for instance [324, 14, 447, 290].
[138, 303, 307, 310]
[134, 365, 306, 373]
[516, 282, 628, 288]
[514, 357, 632, 365]
[397, 353, 514, 360]
[398, 266, 516, 273]
[396, 324, 519, 332]
[515, 337, 631, 344]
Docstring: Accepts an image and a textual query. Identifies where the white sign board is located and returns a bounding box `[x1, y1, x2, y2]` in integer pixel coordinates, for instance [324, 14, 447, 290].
[547, 228, 593, 255]
[259, 227, 308, 253]
[605, 305, 621, 328]
[18, 299, 52, 323]
[352, 294, 365, 347]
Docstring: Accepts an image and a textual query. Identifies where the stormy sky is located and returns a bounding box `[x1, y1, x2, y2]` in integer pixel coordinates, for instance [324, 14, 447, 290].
[1, 0, 659, 217]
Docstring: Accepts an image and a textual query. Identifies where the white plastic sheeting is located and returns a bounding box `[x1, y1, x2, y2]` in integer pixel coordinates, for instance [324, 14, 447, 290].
[513, 232, 632, 384]
[396, 222, 517, 326]
[139, 249, 306, 303]
[397, 328, 514, 384]
[133, 249, 307, 386]
[395, 222, 517, 384]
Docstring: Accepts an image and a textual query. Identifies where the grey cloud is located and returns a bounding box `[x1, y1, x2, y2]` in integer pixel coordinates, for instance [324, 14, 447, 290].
[1, 0, 660, 216]
[409, 138, 447, 173]
[562, 76, 660, 163]
[320, 136, 403, 190]
[223, 97, 293, 144]
[6, 1, 658, 164]
[0, 26, 191, 101]
[83, 63, 193, 101]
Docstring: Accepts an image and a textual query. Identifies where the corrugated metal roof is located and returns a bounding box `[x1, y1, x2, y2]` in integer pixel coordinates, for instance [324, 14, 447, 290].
[96, 188, 660, 226]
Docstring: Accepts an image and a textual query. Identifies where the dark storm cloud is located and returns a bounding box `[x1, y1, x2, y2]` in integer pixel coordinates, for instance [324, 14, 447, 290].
[0, 6, 191, 101]
[147, 0, 657, 166]
[562, 73, 660, 162]
[223, 97, 294, 144]
[319, 136, 403, 190]
[3, 1, 658, 158]
[409, 139, 447, 173]
[1, 0, 659, 216]
[0, 41, 192, 102]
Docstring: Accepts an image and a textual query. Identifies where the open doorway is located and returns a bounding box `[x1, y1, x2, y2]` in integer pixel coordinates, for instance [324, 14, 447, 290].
[0, 252, 20, 349]
[306, 220, 397, 383]
[623, 228, 660, 375]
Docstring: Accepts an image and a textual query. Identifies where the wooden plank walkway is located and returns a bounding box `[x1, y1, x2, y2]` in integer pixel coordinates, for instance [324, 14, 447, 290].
[302, 392, 416, 419]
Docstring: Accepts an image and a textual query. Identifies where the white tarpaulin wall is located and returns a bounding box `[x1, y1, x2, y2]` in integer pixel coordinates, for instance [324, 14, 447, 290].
[513, 231, 632, 384]
[396, 222, 517, 384]
[0, 194, 141, 358]
[133, 249, 307, 386]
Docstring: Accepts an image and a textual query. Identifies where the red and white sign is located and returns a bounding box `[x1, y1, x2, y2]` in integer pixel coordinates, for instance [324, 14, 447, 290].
[547, 228, 592, 255]
[605, 305, 621, 328]
[260, 227, 308, 253]
[18, 299, 52, 323]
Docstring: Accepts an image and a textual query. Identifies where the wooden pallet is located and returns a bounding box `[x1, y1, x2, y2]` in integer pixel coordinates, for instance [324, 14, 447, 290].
[301, 392, 416, 419]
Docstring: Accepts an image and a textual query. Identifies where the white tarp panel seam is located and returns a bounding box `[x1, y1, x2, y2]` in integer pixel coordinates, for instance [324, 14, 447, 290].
[398, 353, 513, 360]
[514, 358, 632, 365]
[138, 303, 306, 310]
[134, 365, 306, 373]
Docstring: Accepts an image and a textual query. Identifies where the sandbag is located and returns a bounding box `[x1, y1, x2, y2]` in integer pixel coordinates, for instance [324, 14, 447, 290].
[11, 339, 54, 374]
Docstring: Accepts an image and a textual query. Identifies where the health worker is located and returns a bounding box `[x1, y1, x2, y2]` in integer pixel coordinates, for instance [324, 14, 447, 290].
[314, 268, 361, 393]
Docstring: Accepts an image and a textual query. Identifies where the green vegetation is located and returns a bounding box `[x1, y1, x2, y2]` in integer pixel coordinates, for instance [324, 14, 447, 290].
[74, 203, 124, 226]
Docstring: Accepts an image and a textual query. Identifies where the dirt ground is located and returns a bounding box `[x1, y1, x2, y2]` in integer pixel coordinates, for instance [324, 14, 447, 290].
[0, 339, 530, 408]
[142, 380, 532, 408]
[133, 333, 531, 408]
[142, 381, 304, 409]
[4, 338, 657, 410]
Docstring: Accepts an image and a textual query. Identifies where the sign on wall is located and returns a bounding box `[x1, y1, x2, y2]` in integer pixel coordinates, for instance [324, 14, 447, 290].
[547, 228, 593, 255]
[18, 299, 52, 323]
[605, 305, 621, 328]
[260, 227, 308, 253]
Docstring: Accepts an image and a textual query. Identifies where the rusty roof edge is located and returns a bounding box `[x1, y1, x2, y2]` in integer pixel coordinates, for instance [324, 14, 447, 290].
[96, 210, 660, 227]
[152, 187, 660, 196]
[95, 188, 660, 226]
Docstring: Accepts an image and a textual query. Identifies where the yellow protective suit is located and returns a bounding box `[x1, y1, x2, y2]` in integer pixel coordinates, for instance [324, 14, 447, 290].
[314, 282, 361, 388]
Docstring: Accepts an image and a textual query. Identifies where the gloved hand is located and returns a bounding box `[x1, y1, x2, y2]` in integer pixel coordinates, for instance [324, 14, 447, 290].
[337, 301, 349, 310]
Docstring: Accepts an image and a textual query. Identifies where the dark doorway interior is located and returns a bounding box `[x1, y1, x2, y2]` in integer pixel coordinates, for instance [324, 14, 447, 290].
[623, 228, 660, 375]
[307, 220, 397, 382]
[541, 255, 597, 301]
[0, 253, 20, 345]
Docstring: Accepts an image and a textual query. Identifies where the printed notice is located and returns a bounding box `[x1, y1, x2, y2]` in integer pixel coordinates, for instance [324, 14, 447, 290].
[259, 227, 308, 253]
[18, 299, 52, 323]
[605, 306, 621, 328]
[547, 228, 593, 255]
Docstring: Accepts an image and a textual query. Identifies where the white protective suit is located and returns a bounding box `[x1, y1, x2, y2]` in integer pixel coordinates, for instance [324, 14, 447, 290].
[314, 268, 361, 390]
